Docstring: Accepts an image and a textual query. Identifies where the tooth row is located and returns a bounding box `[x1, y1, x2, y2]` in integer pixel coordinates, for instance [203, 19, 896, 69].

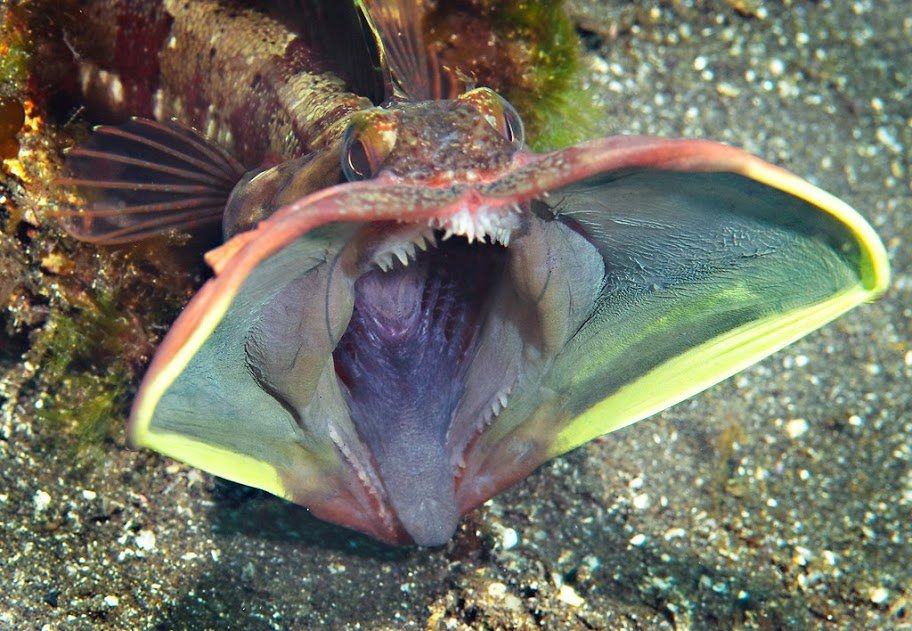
[449, 381, 517, 471]
[487, 385, 513, 422]
[415, 227, 437, 251]
[329, 426, 393, 527]
[372, 227, 438, 272]
[428, 204, 520, 246]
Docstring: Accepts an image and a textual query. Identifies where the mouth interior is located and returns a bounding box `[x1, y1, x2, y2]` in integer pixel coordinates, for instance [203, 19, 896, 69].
[331, 235, 508, 543]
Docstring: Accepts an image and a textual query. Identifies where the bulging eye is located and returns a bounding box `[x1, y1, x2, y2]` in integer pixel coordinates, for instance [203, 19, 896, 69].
[459, 87, 525, 150]
[498, 99, 524, 148]
[342, 130, 373, 181]
[340, 111, 398, 182]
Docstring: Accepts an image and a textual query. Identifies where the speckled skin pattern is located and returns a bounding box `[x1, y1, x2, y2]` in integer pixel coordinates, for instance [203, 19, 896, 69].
[69, 0, 371, 165]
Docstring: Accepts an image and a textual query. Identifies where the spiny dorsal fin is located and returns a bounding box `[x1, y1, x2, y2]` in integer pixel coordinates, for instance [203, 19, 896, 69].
[270, 0, 387, 104]
[357, 0, 461, 101]
[57, 118, 245, 244]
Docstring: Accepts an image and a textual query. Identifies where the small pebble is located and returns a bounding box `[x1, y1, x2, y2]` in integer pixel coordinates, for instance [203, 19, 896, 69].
[664, 527, 686, 540]
[557, 584, 585, 607]
[792, 546, 812, 566]
[875, 127, 903, 154]
[134, 530, 156, 552]
[785, 418, 809, 439]
[768, 58, 785, 76]
[869, 586, 890, 605]
[103, 595, 119, 608]
[500, 527, 519, 550]
[629, 533, 647, 546]
[33, 490, 51, 513]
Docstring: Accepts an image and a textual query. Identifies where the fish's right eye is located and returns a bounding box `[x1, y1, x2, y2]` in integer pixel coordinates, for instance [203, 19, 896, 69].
[343, 133, 373, 180]
[340, 112, 398, 182]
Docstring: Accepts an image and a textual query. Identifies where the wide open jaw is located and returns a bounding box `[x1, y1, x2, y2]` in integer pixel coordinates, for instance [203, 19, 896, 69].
[127, 136, 888, 545]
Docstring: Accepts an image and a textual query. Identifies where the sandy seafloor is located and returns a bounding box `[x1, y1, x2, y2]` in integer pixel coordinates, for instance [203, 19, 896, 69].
[1, 0, 910, 628]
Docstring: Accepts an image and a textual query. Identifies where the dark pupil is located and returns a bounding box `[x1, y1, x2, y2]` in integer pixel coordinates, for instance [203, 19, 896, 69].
[503, 117, 516, 143]
[346, 140, 372, 179]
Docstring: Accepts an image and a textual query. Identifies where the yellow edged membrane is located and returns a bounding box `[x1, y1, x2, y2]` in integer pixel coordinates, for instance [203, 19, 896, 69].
[128, 141, 890, 515]
[549, 158, 889, 457]
[129, 227, 351, 500]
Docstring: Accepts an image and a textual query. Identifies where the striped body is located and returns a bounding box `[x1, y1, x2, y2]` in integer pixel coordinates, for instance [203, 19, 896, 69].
[66, 0, 373, 166]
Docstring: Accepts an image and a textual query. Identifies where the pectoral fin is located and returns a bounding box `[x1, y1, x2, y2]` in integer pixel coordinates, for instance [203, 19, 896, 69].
[58, 118, 245, 243]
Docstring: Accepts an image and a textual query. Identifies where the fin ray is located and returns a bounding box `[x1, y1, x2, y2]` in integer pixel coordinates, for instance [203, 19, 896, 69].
[60, 118, 245, 243]
[359, 0, 459, 100]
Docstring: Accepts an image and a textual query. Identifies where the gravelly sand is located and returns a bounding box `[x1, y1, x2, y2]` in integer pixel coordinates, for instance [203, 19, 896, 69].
[1, 1, 909, 628]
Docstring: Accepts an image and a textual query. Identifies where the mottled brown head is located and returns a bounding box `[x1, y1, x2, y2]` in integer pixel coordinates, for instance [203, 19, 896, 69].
[222, 87, 527, 242]
[340, 87, 525, 184]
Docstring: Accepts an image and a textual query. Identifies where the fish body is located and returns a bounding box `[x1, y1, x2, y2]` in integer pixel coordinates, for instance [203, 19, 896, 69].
[47, 0, 890, 545]
[56, 0, 377, 163]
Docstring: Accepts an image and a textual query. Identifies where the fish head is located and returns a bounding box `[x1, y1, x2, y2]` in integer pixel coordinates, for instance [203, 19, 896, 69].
[341, 87, 525, 185]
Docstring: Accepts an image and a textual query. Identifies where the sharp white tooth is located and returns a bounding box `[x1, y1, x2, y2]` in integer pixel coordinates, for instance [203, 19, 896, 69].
[394, 248, 409, 266]
[498, 392, 509, 408]
[442, 228, 454, 241]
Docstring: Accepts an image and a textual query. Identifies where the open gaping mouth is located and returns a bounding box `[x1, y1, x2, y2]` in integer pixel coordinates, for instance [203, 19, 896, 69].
[332, 234, 510, 544]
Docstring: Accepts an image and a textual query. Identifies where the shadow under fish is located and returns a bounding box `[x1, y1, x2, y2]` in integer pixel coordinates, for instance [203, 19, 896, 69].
[53, 0, 889, 545]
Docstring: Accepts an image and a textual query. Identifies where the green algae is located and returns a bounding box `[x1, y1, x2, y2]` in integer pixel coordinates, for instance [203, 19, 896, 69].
[483, 0, 596, 150]
[38, 367, 130, 463]
[0, 8, 30, 90]
[425, 0, 597, 150]
[27, 290, 138, 460]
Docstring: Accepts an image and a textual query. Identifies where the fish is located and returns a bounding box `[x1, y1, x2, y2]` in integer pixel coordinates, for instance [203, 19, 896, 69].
[49, 0, 889, 545]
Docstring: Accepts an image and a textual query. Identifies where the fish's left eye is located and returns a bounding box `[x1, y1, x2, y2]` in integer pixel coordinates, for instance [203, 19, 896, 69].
[460, 87, 525, 150]
[498, 99, 524, 148]
[340, 111, 399, 182]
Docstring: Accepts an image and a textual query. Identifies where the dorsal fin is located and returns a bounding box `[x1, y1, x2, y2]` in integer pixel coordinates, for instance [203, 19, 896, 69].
[269, 0, 388, 104]
[357, 0, 461, 101]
